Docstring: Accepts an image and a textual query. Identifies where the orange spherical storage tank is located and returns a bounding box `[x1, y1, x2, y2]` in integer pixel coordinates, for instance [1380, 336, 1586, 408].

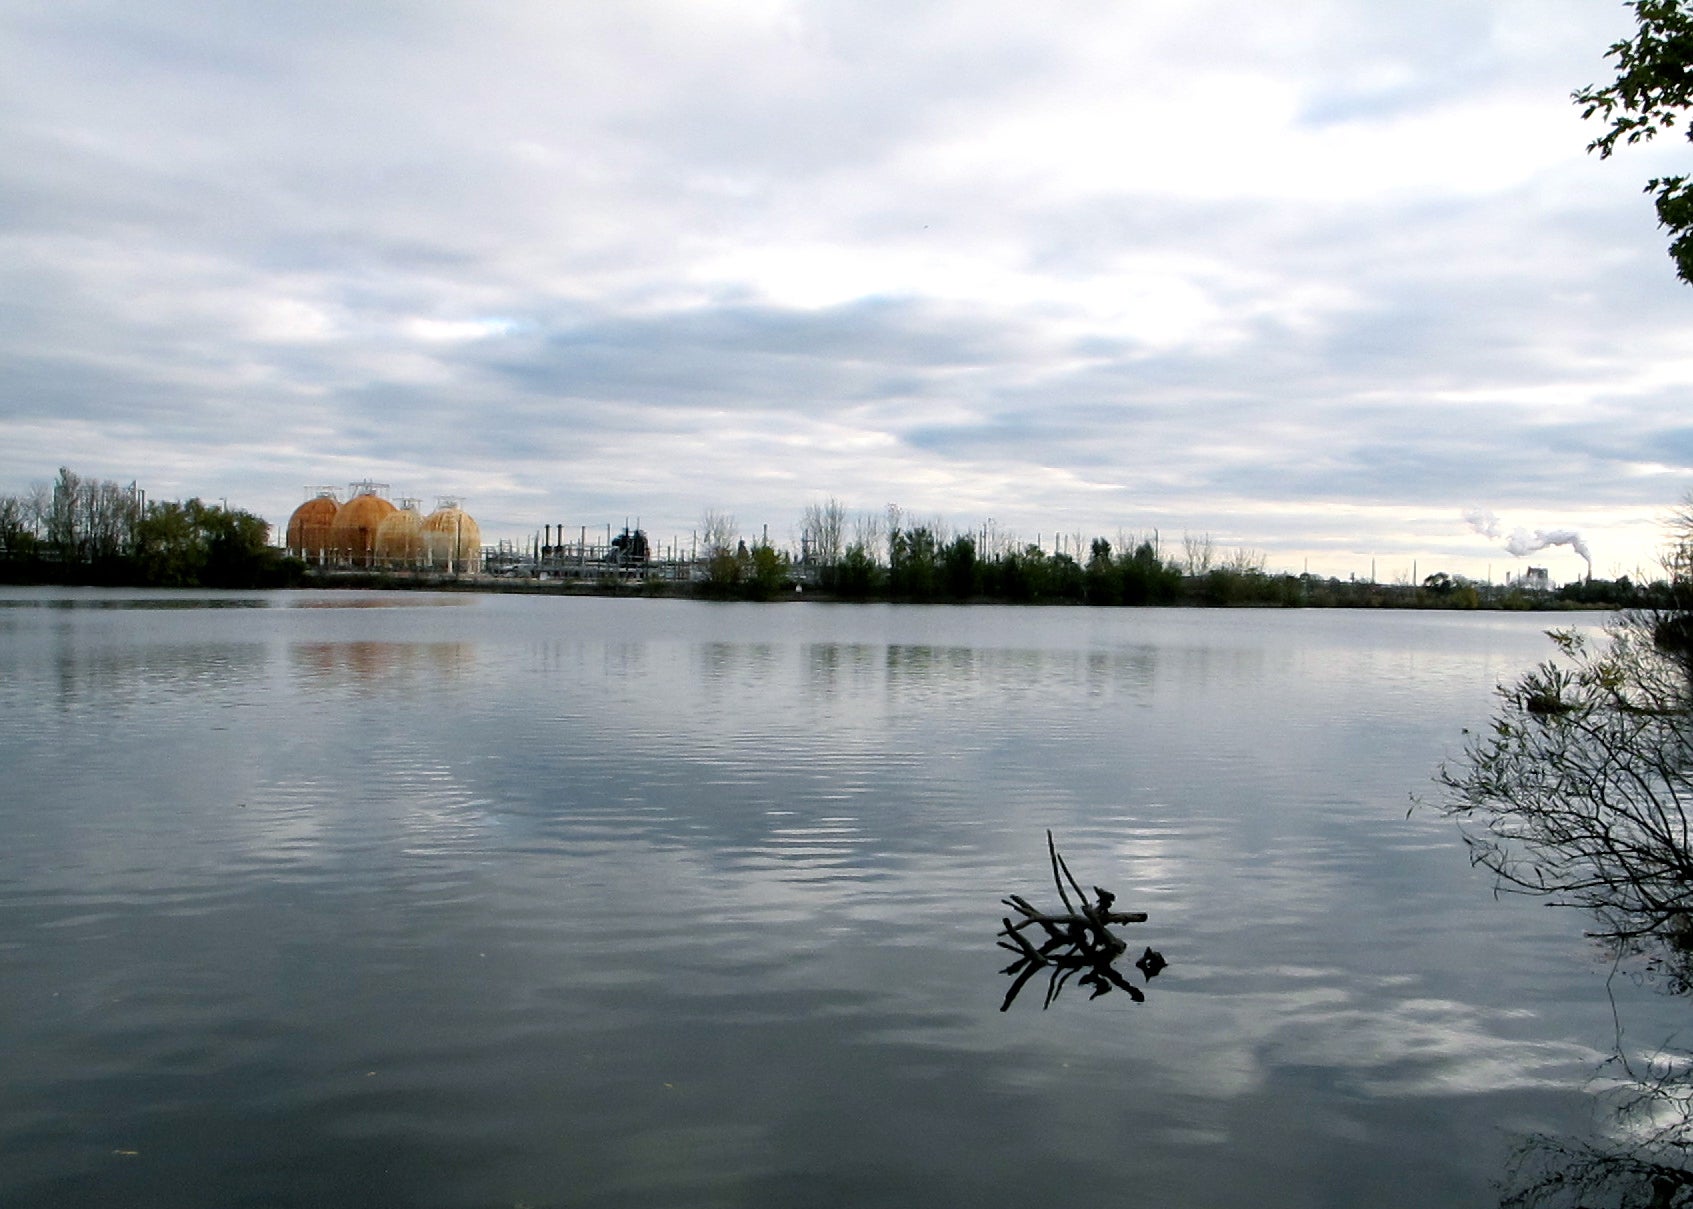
[329, 491, 398, 568]
[422, 502, 482, 573]
[285, 492, 339, 563]
[374, 502, 425, 568]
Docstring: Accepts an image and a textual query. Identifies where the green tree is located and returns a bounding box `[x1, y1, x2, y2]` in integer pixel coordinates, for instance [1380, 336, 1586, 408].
[131, 498, 279, 586]
[888, 524, 942, 600]
[196, 500, 275, 587]
[1575, 0, 1693, 283]
[746, 537, 788, 600]
[989, 546, 1038, 602]
[1085, 538, 1118, 605]
[1119, 540, 1181, 605]
[941, 534, 979, 600]
[0, 493, 39, 559]
[1047, 551, 1085, 602]
[132, 500, 204, 585]
[834, 541, 882, 599]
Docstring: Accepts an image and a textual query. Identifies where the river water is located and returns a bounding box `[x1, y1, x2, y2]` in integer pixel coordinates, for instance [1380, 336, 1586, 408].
[0, 588, 1677, 1207]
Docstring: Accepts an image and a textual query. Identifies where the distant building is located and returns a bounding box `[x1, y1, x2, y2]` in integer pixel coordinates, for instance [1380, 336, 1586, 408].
[284, 488, 339, 563]
[1521, 566, 1551, 591]
[285, 483, 481, 572]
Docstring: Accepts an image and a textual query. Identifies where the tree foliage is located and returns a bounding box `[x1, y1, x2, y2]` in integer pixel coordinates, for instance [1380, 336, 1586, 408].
[1575, 0, 1693, 283]
[132, 498, 278, 587]
[1440, 626, 1693, 971]
[888, 523, 943, 599]
[697, 509, 742, 591]
[0, 465, 294, 587]
[1438, 502, 1693, 986]
[746, 536, 788, 600]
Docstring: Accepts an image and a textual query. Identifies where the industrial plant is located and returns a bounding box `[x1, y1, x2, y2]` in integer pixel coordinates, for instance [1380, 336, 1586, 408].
[285, 483, 482, 573]
[285, 482, 706, 585]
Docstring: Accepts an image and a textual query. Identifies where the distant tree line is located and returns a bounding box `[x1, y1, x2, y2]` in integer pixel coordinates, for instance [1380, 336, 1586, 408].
[0, 469, 1665, 607]
[761, 498, 1650, 609]
[0, 466, 301, 588]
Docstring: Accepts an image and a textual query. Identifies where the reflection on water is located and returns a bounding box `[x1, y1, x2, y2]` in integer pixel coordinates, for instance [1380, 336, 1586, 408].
[287, 595, 477, 609]
[1431, 611, 1693, 1205]
[0, 590, 1654, 1207]
[1501, 1045, 1693, 1207]
[996, 832, 1166, 1010]
[0, 595, 273, 610]
[0, 587, 477, 611]
[288, 640, 476, 686]
[48, 638, 269, 712]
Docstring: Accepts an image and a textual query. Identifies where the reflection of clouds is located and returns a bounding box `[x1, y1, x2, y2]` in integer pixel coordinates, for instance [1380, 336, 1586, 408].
[531, 821, 893, 938]
[1169, 979, 1605, 1102]
[1492, 1041, 1693, 1205]
[1095, 816, 1209, 917]
[226, 777, 331, 875]
[729, 814, 875, 883]
[1310, 996, 1601, 1098]
[3, 594, 1631, 1207]
[231, 758, 494, 878]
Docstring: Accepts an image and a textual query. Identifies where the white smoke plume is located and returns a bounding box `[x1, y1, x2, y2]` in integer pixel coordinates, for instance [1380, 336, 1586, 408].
[1506, 527, 1592, 567]
[1462, 507, 1502, 540]
[1463, 508, 1592, 571]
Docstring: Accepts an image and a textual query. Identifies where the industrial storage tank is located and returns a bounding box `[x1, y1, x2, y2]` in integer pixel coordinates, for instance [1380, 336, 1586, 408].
[422, 500, 481, 573]
[285, 490, 339, 564]
[329, 485, 397, 568]
[374, 499, 425, 568]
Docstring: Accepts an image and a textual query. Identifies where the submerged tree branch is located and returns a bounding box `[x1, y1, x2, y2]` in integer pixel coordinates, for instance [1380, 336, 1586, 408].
[996, 831, 1164, 1010]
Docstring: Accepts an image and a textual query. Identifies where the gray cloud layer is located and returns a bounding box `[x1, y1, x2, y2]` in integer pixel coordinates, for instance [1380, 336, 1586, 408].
[1, 0, 1688, 577]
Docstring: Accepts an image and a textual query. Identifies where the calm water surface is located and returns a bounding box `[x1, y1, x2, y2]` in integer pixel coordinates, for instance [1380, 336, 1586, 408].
[0, 588, 1672, 1206]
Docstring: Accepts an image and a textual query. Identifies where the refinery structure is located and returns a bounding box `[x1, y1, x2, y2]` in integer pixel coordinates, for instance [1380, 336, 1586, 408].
[285, 483, 482, 573]
[283, 483, 681, 583]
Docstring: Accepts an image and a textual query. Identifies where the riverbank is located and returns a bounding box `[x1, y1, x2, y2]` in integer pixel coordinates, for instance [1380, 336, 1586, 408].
[301, 568, 1616, 611]
[0, 556, 1628, 610]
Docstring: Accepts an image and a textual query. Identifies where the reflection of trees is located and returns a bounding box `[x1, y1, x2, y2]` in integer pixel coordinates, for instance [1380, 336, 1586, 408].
[1438, 508, 1693, 1205]
[1438, 617, 1693, 988]
[1502, 1050, 1693, 1208]
[996, 832, 1165, 1010]
[1443, 616, 1693, 1206]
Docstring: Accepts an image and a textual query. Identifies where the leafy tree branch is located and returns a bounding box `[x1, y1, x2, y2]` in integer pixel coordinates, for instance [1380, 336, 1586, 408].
[1575, 0, 1693, 283]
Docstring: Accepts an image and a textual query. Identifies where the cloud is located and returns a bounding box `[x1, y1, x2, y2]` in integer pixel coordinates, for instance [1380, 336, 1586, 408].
[0, 0, 1687, 578]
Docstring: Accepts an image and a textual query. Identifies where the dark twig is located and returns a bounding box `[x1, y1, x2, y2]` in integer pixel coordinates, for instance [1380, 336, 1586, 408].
[996, 832, 1165, 1010]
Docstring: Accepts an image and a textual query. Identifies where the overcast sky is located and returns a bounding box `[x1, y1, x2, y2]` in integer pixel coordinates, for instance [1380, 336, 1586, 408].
[2, 0, 1688, 581]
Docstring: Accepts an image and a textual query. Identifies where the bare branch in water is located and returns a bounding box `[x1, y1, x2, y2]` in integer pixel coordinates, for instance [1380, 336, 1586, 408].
[997, 831, 1164, 1010]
